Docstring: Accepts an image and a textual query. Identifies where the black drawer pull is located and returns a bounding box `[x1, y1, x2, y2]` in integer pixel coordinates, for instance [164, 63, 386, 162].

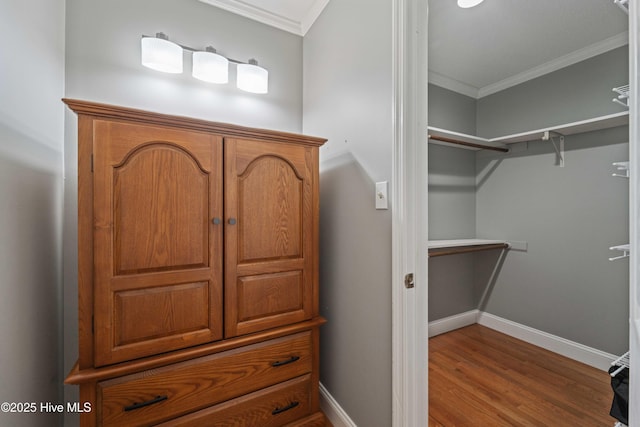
[271, 356, 300, 367]
[272, 401, 299, 415]
[123, 395, 168, 412]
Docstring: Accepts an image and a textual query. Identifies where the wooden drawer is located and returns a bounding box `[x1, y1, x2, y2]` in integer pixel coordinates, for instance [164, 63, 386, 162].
[157, 375, 312, 426]
[97, 332, 312, 426]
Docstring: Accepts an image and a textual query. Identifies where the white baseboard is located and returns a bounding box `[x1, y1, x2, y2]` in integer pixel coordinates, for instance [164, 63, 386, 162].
[319, 382, 357, 427]
[477, 312, 617, 371]
[428, 309, 479, 337]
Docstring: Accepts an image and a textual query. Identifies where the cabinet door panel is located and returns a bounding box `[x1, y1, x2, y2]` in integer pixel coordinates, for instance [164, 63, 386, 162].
[93, 121, 223, 366]
[237, 271, 304, 321]
[237, 155, 303, 262]
[114, 281, 209, 346]
[225, 139, 315, 337]
[114, 145, 209, 274]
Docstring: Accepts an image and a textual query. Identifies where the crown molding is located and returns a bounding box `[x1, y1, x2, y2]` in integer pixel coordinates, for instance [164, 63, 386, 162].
[428, 71, 480, 99]
[430, 31, 628, 99]
[301, 0, 330, 35]
[477, 31, 629, 98]
[198, 0, 330, 36]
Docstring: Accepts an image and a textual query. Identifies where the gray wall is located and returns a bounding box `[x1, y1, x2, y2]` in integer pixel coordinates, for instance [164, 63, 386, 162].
[428, 84, 478, 320]
[0, 1, 65, 426]
[64, 0, 302, 131]
[475, 46, 629, 355]
[477, 46, 629, 138]
[63, 1, 304, 424]
[428, 83, 477, 240]
[428, 48, 629, 355]
[476, 127, 629, 355]
[303, 0, 393, 425]
[429, 83, 476, 135]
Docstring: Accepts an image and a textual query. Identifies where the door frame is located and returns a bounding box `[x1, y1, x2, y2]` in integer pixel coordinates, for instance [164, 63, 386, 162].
[391, 0, 429, 425]
[629, 1, 639, 424]
[391, 1, 640, 425]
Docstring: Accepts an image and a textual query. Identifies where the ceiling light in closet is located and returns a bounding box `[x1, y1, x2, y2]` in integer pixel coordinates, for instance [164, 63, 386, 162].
[457, 0, 484, 8]
[141, 33, 183, 73]
[192, 47, 229, 84]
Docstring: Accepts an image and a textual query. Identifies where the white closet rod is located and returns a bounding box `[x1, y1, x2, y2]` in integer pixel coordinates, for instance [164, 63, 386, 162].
[427, 134, 509, 153]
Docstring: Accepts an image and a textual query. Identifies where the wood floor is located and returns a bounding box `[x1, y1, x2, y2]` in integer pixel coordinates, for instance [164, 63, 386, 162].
[429, 325, 615, 426]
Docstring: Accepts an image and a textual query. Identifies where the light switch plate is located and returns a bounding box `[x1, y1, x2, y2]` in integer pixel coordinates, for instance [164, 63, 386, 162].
[376, 181, 388, 209]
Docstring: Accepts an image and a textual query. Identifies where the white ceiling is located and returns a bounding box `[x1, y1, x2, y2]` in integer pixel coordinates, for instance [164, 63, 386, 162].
[200, 0, 628, 99]
[429, 0, 629, 98]
[198, 0, 330, 36]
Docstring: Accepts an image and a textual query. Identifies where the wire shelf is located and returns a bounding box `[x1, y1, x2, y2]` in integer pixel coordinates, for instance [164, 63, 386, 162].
[613, 84, 630, 108]
[610, 351, 630, 377]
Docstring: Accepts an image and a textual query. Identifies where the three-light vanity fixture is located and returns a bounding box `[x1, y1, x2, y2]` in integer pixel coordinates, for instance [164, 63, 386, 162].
[141, 32, 269, 94]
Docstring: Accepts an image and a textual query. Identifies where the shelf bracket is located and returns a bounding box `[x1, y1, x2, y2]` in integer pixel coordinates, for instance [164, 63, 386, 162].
[612, 161, 630, 178]
[542, 131, 564, 167]
[614, 0, 629, 14]
[609, 244, 630, 261]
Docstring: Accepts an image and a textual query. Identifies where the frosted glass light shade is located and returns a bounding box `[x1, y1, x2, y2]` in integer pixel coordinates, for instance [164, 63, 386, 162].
[237, 60, 268, 94]
[141, 35, 183, 73]
[192, 50, 229, 84]
[457, 0, 484, 7]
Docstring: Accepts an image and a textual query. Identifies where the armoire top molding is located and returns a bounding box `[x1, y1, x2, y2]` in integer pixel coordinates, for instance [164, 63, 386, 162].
[63, 99, 327, 147]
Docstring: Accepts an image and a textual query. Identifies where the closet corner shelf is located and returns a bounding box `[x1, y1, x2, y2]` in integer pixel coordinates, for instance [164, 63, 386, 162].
[428, 127, 509, 153]
[428, 239, 510, 258]
[428, 111, 629, 151]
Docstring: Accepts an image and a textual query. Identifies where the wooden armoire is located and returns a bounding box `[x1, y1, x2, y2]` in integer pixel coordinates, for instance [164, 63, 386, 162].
[64, 99, 328, 427]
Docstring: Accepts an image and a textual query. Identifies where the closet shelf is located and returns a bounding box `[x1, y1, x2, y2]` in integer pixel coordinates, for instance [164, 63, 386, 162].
[610, 351, 630, 377]
[428, 112, 629, 151]
[428, 127, 509, 152]
[492, 111, 629, 144]
[428, 239, 510, 258]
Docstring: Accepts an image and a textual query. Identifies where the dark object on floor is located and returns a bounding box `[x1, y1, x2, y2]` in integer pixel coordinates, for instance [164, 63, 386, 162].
[608, 365, 629, 425]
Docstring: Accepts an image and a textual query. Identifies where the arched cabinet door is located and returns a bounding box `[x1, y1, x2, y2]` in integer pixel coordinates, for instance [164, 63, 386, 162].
[224, 138, 317, 337]
[93, 121, 223, 367]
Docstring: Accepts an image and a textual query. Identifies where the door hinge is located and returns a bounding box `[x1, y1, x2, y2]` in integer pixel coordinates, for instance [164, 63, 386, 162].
[91, 154, 94, 173]
[404, 273, 415, 289]
[91, 315, 94, 334]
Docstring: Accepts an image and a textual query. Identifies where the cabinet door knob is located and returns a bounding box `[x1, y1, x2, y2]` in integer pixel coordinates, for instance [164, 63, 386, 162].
[212, 217, 221, 225]
[228, 218, 237, 225]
